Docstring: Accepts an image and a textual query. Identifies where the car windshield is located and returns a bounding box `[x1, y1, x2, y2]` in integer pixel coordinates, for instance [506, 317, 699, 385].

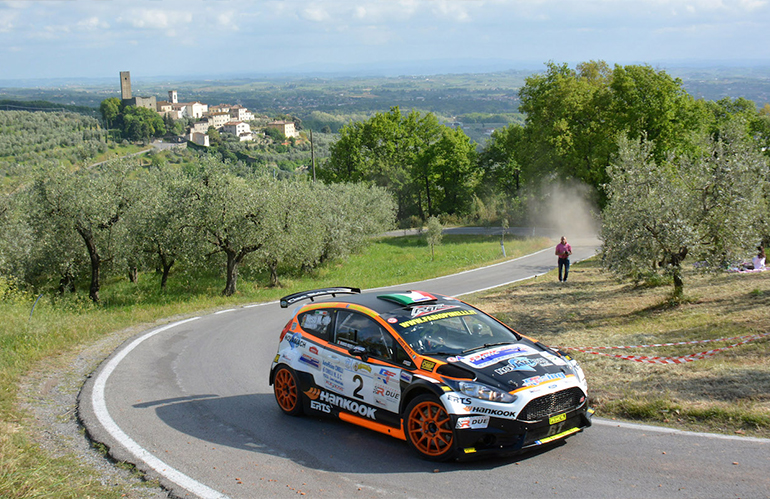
[393, 305, 520, 355]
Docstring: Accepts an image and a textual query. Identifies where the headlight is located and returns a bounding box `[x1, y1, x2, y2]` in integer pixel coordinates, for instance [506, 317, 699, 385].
[457, 381, 517, 403]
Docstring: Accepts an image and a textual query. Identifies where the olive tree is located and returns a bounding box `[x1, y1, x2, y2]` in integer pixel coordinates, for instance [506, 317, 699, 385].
[186, 159, 270, 296]
[601, 130, 769, 297]
[30, 160, 138, 302]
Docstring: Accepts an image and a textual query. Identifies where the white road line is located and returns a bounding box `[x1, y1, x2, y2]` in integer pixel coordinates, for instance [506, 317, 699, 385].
[593, 417, 770, 443]
[91, 317, 231, 499]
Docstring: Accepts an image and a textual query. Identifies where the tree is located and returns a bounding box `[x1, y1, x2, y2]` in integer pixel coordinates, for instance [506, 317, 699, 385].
[601, 131, 769, 298]
[122, 164, 199, 290]
[426, 216, 443, 261]
[515, 61, 706, 205]
[122, 106, 166, 141]
[30, 160, 137, 303]
[185, 159, 279, 296]
[99, 97, 122, 130]
[322, 107, 477, 221]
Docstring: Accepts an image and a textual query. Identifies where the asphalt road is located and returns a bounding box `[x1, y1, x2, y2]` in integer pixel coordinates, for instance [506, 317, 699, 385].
[80, 237, 770, 499]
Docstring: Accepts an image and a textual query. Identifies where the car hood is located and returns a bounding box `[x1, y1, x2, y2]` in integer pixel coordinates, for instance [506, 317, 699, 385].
[440, 342, 575, 390]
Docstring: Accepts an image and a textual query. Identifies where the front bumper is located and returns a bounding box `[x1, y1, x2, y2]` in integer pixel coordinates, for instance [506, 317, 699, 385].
[452, 406, 593, 458]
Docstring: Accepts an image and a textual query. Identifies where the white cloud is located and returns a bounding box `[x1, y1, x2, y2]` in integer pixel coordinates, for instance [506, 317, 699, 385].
[77, 17, 109, 31]
[0, 11, 16, 32]
[302, 5, 331, 22]
[119, 10, 193, 31]
[217, 11, 238, 30]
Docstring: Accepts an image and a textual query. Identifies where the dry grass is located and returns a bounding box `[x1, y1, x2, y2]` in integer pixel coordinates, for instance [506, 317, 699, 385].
[467, 258, 770, 438]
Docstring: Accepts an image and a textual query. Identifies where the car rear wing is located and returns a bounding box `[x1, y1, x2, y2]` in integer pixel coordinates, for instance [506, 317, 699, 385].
[279, 287, 361, 308]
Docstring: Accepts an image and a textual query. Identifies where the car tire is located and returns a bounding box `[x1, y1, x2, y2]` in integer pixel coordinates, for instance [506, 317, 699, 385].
[273, 365, 303, 416]
[404, 394, 457, 461]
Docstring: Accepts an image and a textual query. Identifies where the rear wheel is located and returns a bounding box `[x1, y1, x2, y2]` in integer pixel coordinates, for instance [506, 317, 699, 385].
[404, 394, 456, 461]
[273, 366, 303, 416]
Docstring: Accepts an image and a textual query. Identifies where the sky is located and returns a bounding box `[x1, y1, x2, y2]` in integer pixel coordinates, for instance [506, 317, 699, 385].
[1, 0, 769, 82]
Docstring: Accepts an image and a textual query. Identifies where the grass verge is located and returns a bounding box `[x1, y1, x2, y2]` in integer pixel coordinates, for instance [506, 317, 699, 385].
[467, 257, 770, 438]
[1, 233, 546, 498]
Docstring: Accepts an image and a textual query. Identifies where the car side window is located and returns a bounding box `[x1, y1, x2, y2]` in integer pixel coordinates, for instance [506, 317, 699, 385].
[298, 309, 334, 341]
[334, 311, 391, 359]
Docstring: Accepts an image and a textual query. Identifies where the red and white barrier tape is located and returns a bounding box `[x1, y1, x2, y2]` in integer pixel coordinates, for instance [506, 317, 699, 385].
[558, 331, 770, 364]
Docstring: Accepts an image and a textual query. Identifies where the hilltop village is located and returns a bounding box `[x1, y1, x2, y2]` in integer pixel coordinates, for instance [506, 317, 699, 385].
[118, 71, 298, 147]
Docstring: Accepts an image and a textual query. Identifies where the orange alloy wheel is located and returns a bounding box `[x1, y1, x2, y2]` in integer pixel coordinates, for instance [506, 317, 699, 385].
[406, 396, 455, 460]
[274, 367, 302, 416]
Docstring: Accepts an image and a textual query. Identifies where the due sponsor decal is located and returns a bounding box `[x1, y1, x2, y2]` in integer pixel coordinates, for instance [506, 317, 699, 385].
[458, 345, 537, 369]
[493, 356, 553, 375]
[420, 359, 437, 371]
[521, 372, 566, 387]
[455, 415, 491, 430]
[398, 310, 477, 328]
[305, 388, 377, 419]
[373, 384, 400, 402]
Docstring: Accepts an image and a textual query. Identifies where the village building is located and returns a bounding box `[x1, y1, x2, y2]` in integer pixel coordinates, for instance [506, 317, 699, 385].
[266, 120, 299, 138]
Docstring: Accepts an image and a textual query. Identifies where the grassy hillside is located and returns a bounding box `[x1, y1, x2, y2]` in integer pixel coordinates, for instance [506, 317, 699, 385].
[2, 234, 769, 497]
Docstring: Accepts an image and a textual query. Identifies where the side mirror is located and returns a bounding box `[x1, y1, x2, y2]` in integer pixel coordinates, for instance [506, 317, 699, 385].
[348, 345, 369, 360]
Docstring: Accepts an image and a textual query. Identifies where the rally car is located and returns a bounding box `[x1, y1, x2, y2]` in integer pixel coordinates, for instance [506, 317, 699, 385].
[269, 287, 592, 461]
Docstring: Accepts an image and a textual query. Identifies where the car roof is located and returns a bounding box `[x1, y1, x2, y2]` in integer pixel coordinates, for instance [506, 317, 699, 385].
[285, 288, 456, 316]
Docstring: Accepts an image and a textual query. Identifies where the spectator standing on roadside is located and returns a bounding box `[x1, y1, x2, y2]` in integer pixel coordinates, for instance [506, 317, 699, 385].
[555, 236, 572, 282]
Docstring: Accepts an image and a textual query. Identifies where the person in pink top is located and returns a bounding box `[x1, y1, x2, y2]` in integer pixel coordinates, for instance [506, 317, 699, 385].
[555, 236, 572, 282]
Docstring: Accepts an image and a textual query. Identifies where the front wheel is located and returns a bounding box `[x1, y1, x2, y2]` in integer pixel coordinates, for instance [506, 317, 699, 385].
[273, 365, 303, 416]
[404, 394, 456, 461]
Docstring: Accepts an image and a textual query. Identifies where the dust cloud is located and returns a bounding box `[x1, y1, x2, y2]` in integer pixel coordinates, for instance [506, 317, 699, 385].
[526, 181, 600, 241]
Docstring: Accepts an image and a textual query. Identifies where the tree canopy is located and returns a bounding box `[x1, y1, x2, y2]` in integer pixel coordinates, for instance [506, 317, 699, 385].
[601, 130, 770, 297]
[322, 106, 478, 221]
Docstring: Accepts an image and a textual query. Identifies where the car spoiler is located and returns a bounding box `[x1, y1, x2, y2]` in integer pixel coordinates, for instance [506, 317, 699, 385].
[279, 287, 361, 308]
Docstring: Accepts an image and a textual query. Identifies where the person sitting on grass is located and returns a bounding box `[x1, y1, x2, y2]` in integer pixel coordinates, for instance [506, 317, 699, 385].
[752, 246, 766, 270]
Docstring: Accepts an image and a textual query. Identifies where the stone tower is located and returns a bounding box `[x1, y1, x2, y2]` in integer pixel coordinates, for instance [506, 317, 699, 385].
[120, 71, 132, 100]
[169, 90, 178, 104]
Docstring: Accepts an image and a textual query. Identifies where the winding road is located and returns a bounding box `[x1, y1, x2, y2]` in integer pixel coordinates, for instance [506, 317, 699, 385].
[80, 236, 770, 499]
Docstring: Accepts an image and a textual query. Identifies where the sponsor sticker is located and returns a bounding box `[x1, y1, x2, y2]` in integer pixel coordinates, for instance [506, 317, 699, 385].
[304, 388, 377, 419]
[455, 415, 491, 430]
[387, 317, 398, 324]
[378, 368, 398, 383]
[446, 394, 472, 405]
[400, 371, 413, 383]
[399, 310, 477, 328]
[299, 354, 320, 369]
[309, 346, 319, 355]
[310, 400, 331, 413]
[458, 345, 537, 369]
[410, 304, 458, 318]
[420, 359, 437, 371]
[285, 332, 307, 349]
[493, 356, 553, 375]
[549, 413, 567, 425]
[521, 372, 566, 387]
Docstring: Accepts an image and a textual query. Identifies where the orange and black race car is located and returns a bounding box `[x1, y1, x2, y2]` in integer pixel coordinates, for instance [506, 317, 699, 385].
[269, 287, 592, 461]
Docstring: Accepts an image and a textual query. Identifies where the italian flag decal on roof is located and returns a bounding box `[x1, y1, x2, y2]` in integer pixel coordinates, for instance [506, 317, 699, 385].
[378, 291, 437, 305]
